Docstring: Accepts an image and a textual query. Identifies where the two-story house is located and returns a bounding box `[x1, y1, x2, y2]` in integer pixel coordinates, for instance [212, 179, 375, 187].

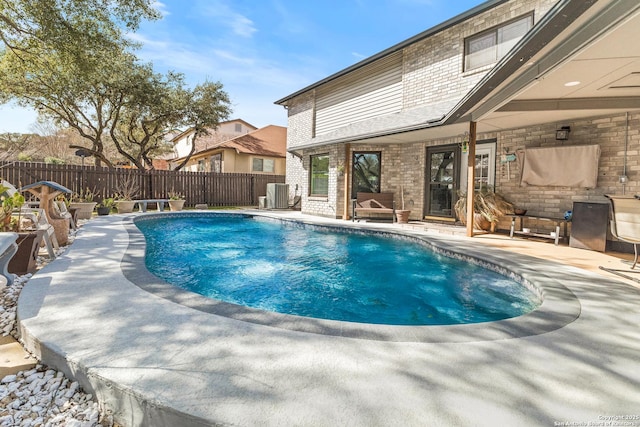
[171, 119, 257, 159]
[171, 124, 287, 175]
[276, 0, 640, 239]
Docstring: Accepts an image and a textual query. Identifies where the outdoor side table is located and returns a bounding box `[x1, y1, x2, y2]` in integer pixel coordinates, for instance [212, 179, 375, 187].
[508, 214, 568, 245]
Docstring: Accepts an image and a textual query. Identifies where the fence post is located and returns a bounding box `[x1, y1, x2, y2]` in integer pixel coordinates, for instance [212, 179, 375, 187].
[250, 176, 255, 205]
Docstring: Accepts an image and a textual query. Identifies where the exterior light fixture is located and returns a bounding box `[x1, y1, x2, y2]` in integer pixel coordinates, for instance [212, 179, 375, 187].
[460, 131, 469, 153]
[555, 126, 571, 140]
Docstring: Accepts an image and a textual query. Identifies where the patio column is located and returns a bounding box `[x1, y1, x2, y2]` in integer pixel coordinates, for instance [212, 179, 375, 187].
[466, 121, 477, 237]
[343, 143, 351, 220]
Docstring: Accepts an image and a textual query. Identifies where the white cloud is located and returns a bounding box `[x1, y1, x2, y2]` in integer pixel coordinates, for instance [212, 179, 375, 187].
[229, 14, 257, 38]
[151, 1, 170, 17]
[212, 49, 255, 66]
[351, 51, 367, 60]
[198, 1, 257, 38]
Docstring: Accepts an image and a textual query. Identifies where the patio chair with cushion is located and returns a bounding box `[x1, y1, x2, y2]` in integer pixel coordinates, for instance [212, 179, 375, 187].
[599, 194, 640, 282]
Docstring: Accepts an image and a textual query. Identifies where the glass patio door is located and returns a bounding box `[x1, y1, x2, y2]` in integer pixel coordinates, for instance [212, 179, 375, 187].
[425, 145, 459, 219]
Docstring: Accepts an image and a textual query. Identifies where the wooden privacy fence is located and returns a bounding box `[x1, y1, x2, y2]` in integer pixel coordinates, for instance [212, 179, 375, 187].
[0, 161, 286, 207]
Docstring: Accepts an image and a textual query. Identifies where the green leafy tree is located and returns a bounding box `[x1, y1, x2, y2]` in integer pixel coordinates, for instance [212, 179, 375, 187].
[0, 43, 137, 167]
[0, 1, 232, 170]
[0, 0, 159, 57]
[110, 70, 232, 170]
[171, 81, 233, 171]
[0, 0, 158, 166]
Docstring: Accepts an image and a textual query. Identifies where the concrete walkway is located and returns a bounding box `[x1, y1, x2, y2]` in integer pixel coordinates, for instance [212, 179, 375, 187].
[16, 212, 640, 426]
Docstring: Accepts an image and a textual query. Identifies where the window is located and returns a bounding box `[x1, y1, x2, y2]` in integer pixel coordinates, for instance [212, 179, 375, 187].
[197, 159, 205, 172]
[475, 151, 490, 190]
[210, 153, 222, 173]
[252, 158, 275, 173]
[235, 123, 242, 132]
[310, 154, 329, 196]
[352, 152, 381, 197]
[464, 14, 533, 71]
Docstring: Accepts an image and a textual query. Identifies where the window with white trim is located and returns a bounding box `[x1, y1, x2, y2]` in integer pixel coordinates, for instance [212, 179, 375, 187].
[310, 154, 329, 196]
[464, 14, 533, 71]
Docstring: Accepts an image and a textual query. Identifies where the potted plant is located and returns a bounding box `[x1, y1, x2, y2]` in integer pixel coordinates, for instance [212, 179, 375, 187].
[454, 185, 513, 232]
[0, 187, 46, 275]
[96, 197, 115, 215]
[168, 190, 185, 211]
[114, 174, 139, 213]
[395, 185, 411, 223]
[69, 187, 97, 219]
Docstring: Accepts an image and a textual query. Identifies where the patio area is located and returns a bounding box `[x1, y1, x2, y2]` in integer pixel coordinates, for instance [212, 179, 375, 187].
[16, 211, 640, 426]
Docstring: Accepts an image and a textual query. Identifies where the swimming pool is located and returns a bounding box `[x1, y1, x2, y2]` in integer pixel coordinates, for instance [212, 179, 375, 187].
[135, 214, 541, 326]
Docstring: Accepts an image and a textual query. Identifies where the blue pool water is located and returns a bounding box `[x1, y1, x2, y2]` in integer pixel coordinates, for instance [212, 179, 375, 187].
[136, 215, 541, 325]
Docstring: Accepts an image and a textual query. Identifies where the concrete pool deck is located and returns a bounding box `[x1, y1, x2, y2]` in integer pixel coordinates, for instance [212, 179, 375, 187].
[16, 211, 640, 426]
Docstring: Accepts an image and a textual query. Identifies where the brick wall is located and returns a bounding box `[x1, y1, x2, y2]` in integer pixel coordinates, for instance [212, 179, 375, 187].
[281, 0, 603, 221]
[490, 111, 640, 233]
[403, 0, 556, 109]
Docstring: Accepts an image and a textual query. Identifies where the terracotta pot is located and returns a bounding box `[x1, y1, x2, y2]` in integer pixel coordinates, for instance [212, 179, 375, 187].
[473, 213, 493, 231]
[395, 210, 411, 223]
[168, 200, 185, 211]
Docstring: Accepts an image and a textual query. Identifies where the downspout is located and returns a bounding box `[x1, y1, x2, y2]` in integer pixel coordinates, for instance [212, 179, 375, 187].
[466, 121, 477, 237]
[343, 143, 351, 220]
[621, 112, 629, 194]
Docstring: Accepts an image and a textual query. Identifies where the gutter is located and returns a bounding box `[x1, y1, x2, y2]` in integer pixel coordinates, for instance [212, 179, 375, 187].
[274, 0, 509, 106]
[443, 0, 602, 125]
[285, 0, 610, 154]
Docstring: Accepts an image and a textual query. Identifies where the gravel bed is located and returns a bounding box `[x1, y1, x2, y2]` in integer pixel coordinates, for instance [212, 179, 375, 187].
[1, 236, 116, 427]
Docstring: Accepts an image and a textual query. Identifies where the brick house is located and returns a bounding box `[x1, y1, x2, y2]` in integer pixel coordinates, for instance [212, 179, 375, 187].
[275, 0, 640, 243]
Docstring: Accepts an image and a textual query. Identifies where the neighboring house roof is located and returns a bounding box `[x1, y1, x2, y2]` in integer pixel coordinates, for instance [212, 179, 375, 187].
[178, 125, 287, 161]
[170, 118, 258, 144]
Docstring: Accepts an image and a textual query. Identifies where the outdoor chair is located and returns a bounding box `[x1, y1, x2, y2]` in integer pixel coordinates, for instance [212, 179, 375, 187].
[599, 194, 640, 282]
[18, 208, 59, 259]
[20, 181, 73, 246]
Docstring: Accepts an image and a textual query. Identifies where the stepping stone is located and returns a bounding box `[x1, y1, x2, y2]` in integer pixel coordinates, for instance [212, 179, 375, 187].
[0, 335, 37, 378]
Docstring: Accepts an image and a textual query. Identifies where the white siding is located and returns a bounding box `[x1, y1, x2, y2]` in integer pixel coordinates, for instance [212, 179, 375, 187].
[315, 52, 402, 135]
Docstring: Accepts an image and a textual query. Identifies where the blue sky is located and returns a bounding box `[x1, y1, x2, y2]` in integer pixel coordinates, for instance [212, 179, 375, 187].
[0, 0, 485, 134]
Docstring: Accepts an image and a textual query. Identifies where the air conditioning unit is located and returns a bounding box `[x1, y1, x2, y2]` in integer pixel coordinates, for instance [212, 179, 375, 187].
[266, 183, 289, 209]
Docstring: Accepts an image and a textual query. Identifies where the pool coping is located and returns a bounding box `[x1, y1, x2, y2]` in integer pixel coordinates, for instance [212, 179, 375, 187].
[16, 211, 640, 426]
[124, 212, 581, 343]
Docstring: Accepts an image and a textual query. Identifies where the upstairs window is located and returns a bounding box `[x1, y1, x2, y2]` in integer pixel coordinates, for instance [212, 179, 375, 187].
[310, 154, 329, 196]
[235, 123, 242, 132]
[464, 14, 533, 71]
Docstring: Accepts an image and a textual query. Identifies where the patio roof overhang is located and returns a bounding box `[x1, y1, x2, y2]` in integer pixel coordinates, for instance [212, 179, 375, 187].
[287, 0, 640, 157]
[449, 0, 640, 133]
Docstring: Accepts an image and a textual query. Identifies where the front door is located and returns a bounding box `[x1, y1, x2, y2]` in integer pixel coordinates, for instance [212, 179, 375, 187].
[425, 145, 459, 219]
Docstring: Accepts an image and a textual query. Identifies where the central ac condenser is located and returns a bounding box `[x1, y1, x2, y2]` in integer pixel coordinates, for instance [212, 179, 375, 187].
[266, 183, 289, 209]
